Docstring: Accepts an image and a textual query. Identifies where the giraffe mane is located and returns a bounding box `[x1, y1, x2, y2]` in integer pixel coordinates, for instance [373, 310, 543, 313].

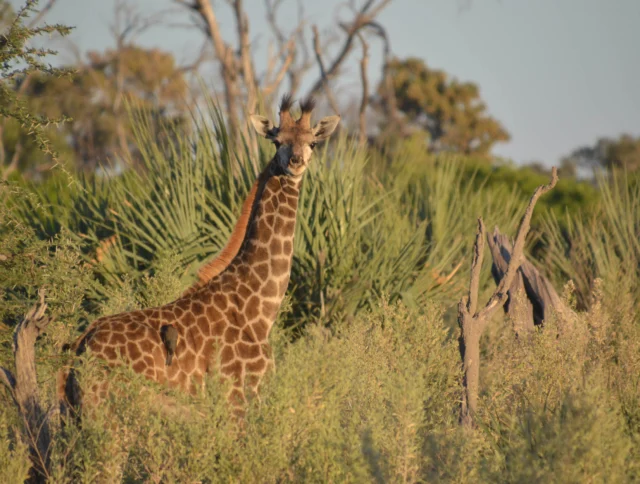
[183, 165, 272, 296]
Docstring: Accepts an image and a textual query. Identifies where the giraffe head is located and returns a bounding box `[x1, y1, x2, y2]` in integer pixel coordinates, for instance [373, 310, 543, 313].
[250, 94, 340, 177]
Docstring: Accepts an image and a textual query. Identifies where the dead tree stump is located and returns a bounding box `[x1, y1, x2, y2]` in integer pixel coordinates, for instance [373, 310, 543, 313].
[487, 228, 573, 337]
[0, 290, 53, 483]
[458, 168, 558, 426]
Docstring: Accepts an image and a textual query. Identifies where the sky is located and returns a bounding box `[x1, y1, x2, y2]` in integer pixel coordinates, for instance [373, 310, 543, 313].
[17, 0, 640, 166]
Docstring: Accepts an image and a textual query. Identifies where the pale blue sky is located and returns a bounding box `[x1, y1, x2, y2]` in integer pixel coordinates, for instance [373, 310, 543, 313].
[21, 0, 640, 165]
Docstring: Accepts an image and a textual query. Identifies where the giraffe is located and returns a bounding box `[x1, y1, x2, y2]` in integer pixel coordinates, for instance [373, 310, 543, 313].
[59, 94, 340, 413]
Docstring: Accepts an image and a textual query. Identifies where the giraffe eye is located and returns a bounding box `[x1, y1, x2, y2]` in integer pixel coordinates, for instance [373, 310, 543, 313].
[310, 142, 317, 150]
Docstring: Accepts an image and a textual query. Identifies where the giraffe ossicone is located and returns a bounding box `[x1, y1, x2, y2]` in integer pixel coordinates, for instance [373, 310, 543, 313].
[59, 95, 340, 413]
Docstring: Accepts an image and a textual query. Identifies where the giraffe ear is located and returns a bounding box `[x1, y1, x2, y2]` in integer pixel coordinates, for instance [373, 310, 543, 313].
[250, 115, 276, 138]
[312, 116, 341, 141]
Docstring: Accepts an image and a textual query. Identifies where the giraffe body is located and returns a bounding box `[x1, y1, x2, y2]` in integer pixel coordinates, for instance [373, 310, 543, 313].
[60, 95, 340, 410]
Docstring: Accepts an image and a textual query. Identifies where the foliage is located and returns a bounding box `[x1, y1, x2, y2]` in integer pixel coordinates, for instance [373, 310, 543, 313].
[564, 133, 640, 173]
[379, 57, 510, 156]
[2, 265, 638, 481]
[479, 281, 640, 482]
[7, 101, 534, 332]
[0, 409, 30, 484]
[0, 0, 73, 177]
[21, 45, 189, 172]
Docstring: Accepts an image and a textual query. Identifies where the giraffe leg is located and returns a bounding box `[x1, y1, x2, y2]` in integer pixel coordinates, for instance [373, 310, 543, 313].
[245, 372, 264, 404]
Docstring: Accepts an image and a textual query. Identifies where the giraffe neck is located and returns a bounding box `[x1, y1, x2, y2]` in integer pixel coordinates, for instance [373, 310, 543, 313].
[198, 164, 302, 336]
[235, 168, 301, 293]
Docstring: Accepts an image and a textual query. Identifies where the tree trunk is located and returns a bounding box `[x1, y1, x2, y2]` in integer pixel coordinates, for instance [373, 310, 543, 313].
[487, 230, 535, 336]
[0, 292, 53, 483]
[458, 309, 482, 425]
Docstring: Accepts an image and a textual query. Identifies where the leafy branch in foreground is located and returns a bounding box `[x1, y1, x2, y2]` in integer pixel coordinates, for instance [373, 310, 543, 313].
[0, 0, 74, 176]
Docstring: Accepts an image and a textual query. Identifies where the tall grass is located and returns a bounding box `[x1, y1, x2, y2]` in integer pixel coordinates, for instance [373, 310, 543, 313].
[542, 171, 640, 310]
[5, 100, 528, 330]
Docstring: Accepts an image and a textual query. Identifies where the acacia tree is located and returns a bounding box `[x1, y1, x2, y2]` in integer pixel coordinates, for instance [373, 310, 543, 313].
[377, 57, 509, 156]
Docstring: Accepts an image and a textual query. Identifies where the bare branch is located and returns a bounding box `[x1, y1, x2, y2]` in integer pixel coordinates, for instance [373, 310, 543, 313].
[233, 0, 258, 114]
[264, 0, 288, 48]
[262, 39, 295, 96]
[307, 0, 392, 98]
[312, 25, 341, 115]
[264, 0, 313, 96]
[178, 0, 241, 137]
[357, 32, 369, 146]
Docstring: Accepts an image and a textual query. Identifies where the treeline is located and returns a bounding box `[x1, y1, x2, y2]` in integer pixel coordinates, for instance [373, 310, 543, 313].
[3, 0, 637, 183]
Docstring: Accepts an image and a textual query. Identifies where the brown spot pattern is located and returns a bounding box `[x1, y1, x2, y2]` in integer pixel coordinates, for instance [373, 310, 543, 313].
[68, 163, 305, 412]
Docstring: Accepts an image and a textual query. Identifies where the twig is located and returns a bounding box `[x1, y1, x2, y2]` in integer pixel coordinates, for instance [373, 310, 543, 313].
[357, 31, 369, 146]
[264, 0, 313, 96]
[311, 25, 341, 115]
[307, 0, 391, 98]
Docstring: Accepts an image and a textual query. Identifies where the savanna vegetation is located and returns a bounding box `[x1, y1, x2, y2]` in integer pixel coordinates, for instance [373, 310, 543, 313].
[2, 1, 640, 482]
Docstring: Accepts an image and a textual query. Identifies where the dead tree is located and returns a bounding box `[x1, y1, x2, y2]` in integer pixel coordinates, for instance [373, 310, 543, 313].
[176, 0, 393, 143]
[176, 0, 299, 138]
[0, 290, 53, 483]
[458, 168, 558, 426]
[306, 0, 391, 99]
